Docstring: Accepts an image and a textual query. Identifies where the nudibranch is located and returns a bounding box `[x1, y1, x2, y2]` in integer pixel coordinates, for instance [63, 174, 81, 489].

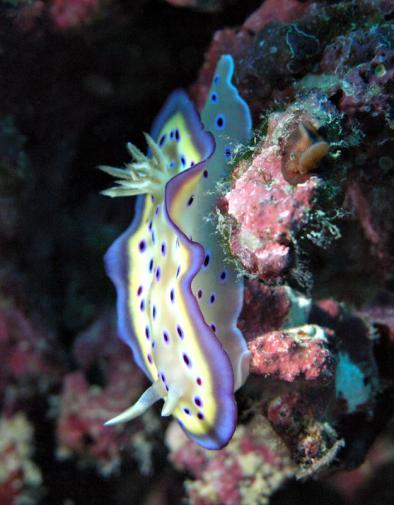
[100, 55, 252, 449]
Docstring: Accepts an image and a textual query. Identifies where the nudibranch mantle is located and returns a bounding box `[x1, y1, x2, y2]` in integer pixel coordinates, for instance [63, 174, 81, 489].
[101, 55, 252, 449]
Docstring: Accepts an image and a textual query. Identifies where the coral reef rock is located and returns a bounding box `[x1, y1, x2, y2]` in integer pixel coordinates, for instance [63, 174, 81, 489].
[0, 413, 42, 505]
[167, 414, 296, 505]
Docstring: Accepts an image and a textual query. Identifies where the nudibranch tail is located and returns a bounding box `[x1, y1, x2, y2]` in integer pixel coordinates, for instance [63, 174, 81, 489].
[101, 57, 252, 450]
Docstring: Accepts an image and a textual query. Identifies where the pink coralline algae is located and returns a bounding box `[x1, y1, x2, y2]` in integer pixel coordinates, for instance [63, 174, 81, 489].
[49, 0, 102, 30]
[0, 305, 63, 411]
[226, 110, 326, 282]
[167, 415, 295, 505]
[13, 0, 104, 31]
[57, 371, 133, 473]
[56, 314, 154, 474]
[248, 325, 334, 383]
[243, 0, 313, 33]
[0, 413, 42, 505]
[165, 0, 224, 11]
